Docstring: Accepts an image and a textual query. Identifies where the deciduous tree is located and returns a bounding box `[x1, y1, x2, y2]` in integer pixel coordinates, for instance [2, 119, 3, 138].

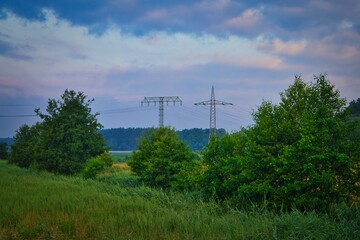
[201, 74, 360, 211]
[128, 127, 196, 189]
[9, 90, 106, 175]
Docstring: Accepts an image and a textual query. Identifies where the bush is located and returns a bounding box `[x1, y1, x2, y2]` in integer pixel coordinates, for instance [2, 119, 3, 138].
[82, 152, 113, 179]
[128, 127, 197, 190]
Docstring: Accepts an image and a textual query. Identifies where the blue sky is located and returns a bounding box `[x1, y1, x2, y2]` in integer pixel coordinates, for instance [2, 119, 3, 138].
[0, 0, 359, 137]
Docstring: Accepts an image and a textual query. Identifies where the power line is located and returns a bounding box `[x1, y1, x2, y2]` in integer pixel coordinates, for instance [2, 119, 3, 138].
[99, 106, 155, 115]
[0, 114, 37, 118]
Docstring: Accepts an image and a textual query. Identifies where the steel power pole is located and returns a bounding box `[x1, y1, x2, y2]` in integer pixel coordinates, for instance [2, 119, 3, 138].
[141, 96, 182, 127]
[195, 86, 232, 138]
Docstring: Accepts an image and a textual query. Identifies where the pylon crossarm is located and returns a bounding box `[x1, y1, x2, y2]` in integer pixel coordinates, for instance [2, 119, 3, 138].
[141, 96, 182, 127]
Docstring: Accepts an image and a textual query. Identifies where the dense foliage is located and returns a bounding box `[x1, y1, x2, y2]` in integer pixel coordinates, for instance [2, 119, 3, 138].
[9, 123, 41, 168]
[199, 75, 360, 211]
[9, 90, 106, 175]
[348, 98, 360, 116]
[82, 152, 113, 179]
[0, 142, 8, 159]
[100, 127, 225, 151]
[128, 127, 197, 189]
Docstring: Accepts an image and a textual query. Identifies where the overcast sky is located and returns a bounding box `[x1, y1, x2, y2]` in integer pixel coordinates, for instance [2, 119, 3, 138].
[0, 0, 359, 137]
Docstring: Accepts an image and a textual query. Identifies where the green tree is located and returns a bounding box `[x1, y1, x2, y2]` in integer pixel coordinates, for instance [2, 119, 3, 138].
[9, 123, 41, 167]
[201, 74, 360, 211]
[347, 98, 360, 143]
[199, 132, 246, 202]
[243, 75, 359, 210]
[0, 142, 8, 160]
[348, 98, 360, 117]
[33, 89, 106, 175]
[128, 127, 196, 189]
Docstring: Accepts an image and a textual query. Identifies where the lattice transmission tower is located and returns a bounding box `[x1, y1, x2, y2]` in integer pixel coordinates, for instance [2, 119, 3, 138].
[194, 86, 232, 137]
[141, 96, 182, 127]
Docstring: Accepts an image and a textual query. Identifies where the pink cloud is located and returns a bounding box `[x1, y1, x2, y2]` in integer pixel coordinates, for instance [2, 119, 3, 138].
[257, 39, 308, 56]
[213, 53, 284, 70]
[0, 76, 24, 96]
[305, 36, 360, 61]
[225, 9, 261, 30]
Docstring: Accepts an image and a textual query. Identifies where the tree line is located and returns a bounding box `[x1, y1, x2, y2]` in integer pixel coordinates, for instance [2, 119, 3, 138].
[101, 127, 225, 151]
[1, 128, 226, 153]
[4, 74, 360, 211]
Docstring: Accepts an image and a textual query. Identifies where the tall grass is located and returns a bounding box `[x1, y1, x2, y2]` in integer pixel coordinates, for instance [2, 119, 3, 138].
[0, 160, 359, 239]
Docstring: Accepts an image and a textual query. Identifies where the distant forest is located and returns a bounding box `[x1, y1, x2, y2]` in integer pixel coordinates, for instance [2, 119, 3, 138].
[0, 128, 225, 151]
[100, 128, 226, 151]
[349, 98, 360, 116]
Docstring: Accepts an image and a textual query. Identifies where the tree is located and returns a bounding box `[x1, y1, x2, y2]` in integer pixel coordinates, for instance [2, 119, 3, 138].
[9, 123, 41, 167]
[9, 90, 106, 175]
[34, 89, 106, 175]
[199, 132, 247, 202]
[200, 74, 360, 211]
[0, 142, 8, 160]
[348, 98, 360, 117]
[128, 127, 196, 189]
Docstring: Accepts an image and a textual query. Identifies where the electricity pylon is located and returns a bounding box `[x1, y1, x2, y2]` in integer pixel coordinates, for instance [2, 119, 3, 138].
[141, 96, 182, 127]
[194, 86, 232, 137]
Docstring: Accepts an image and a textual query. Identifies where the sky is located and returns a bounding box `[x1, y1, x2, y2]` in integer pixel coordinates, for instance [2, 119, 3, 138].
[0, 0, 359, 137]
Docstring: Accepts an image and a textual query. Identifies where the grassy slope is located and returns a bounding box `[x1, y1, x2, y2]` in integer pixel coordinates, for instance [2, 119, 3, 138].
[0, 160, 359, 240]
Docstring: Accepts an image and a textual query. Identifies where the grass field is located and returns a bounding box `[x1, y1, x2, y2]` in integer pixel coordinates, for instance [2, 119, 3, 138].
[0, 160, 359, 240]
[109, 151, 132, 163]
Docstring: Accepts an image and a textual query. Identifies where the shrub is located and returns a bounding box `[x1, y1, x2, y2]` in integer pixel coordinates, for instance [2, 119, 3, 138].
[82, 152, 113, 179]
[128, 127, 197, 190]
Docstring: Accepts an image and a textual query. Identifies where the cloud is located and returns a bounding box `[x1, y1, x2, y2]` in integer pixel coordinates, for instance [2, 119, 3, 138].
[225, 9, 262, 30]
[1, 0, 359, 41]
[257, 38, 308, 56]
[338, 20, 353, 30]
[0, 39, 32, 60]
[0, 9, 288, 99]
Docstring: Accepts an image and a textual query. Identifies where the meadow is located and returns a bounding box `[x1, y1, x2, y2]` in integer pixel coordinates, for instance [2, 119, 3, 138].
[109, 151, 132, 163]
[0, 160, 359, 240]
